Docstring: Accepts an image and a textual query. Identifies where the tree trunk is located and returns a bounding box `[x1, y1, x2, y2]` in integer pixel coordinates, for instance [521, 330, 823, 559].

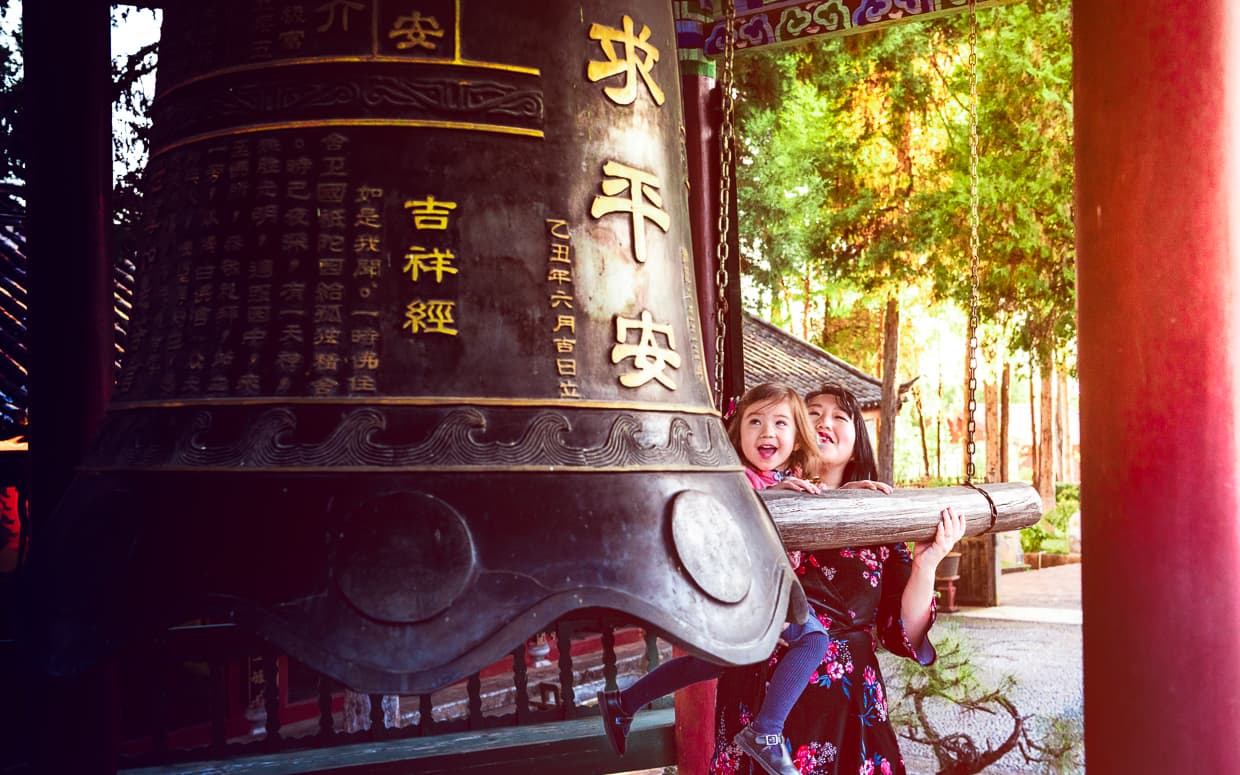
[984, 378, 1000, 483]
[878, 296, 900, 485]
[1056, 365, 1071, 482]
[913, 387, 931, 480]
[1000, 361, 1011, 481]
[777, 277, 791, 329]
[801, 268, 812, 341]
[1028, 361, 1038, 490]
[1037, 360, 1056, 514]
[1054, 365, 1064, 482]
[820, 294, 832, 348]
[936, 368, 943, 480]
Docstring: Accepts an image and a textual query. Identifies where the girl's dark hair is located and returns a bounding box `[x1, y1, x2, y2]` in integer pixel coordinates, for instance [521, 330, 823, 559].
[726, 382, 821, 479]
[805, 382, 879, 484]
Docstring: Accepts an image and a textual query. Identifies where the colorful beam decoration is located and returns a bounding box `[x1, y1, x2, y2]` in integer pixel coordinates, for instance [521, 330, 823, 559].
[676, 0, 1017, 75]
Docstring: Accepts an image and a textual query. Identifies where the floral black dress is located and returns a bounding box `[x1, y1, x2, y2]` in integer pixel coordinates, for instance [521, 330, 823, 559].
[709, 543, 936, 775]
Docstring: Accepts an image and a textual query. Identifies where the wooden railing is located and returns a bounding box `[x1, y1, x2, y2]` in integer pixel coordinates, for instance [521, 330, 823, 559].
[106, 615, 675, 774]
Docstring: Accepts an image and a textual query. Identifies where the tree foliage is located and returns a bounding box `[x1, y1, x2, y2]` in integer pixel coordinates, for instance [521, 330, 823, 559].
[918, 1, 1075, 366]
[734, 1, 1075, 371]
[0, 0, 23, 185]
[110, 7, 160, 269]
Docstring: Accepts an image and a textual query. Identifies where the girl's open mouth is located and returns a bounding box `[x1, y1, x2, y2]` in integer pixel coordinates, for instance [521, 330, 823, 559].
[757, 444, 778, 459]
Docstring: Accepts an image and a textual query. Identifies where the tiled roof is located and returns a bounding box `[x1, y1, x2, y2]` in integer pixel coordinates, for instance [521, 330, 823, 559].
[0, 185, 132, 440]
[741, 312, 910, 410]
[0, 186, 27, 438]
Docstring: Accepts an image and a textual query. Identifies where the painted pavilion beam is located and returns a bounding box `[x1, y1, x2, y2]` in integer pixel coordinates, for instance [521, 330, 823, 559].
[692, 0, 1018, 57]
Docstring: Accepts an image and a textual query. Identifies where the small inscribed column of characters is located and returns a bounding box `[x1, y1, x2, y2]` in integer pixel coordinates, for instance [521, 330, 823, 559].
[162, 151, 193, 396]
[230, 136, 277, 395]
[306, 132, 350, 397]
[270, 136, 311, 395]
[249, 0, 277, 61]
[348, 183, 384, 395]
[246, 0, 324, 60]
[545, 219, 579, 399]
[585, 13, 681, 392]
[180, 143, 232, 396]
[203, 139, 248, 396]
[275, 2, 308, 53]
[401, 195, 460, 337]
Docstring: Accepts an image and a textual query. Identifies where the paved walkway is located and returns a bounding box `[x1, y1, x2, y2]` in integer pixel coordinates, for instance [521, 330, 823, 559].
[953, 560, 1083, 625]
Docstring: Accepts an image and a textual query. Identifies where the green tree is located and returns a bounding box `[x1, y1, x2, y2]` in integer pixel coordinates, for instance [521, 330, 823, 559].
[917, 1, 1074, 503]
[0, 0, 23, 185]
[736, 23, 958, 480]
[734, 2, 1074, 488]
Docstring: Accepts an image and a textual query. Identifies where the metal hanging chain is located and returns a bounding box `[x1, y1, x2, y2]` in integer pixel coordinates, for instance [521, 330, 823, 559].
[964, 0, 981, 486]
[714, 0, 737, 410]
[962, 0, 997, 531]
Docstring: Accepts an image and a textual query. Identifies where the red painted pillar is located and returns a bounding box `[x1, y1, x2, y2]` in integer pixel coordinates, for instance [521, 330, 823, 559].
[23, 2, 117, 773]
[684, 75, 745, 411]
[24, 0, 115, 522]
[1076, 1, 1240, 770]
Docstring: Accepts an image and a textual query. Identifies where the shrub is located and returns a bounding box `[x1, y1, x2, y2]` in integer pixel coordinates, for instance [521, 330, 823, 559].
[1020, 523, 1049, 554]
[1023, 483, 1080, 554]
[892, 629, 1084, 775]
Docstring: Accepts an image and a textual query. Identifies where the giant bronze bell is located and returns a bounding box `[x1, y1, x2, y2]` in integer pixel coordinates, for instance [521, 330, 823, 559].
[32, 0, 797, 693]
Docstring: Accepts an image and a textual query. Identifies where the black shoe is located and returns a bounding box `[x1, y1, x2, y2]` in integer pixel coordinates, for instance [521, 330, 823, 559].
[597, 689, 633, 756]
[733, 723, 798, 775]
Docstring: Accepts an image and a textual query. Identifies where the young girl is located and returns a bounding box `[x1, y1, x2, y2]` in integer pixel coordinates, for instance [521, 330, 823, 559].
[731, 382, 823, 495]
[710, 383, 964, 775]
[598, 383, 833, 775]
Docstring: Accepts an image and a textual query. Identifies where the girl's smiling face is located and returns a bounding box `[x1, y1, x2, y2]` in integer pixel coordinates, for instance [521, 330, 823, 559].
[738, 398, 798, 473]
[807, 393, 857, 471]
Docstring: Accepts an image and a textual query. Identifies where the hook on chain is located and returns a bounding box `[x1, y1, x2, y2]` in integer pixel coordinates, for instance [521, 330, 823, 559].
[962, 481, 999, 534]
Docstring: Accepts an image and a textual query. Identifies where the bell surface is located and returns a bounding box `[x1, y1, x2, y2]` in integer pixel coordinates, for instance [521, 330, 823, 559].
[28, 0, 795, 694]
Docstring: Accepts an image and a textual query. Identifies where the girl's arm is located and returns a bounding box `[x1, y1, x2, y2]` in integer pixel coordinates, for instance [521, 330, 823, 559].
[901, 507, 966, 647]
[839, 479, 894, 493]
[767, 476, 821, 494]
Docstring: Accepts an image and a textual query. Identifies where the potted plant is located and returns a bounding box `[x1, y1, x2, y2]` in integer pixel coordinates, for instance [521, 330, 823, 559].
[934, 551, 963, 612]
